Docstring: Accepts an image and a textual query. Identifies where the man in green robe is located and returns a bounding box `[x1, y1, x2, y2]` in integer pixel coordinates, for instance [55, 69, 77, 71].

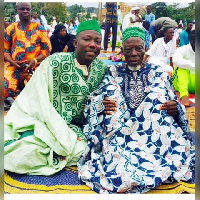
[4, 20, 109, 175]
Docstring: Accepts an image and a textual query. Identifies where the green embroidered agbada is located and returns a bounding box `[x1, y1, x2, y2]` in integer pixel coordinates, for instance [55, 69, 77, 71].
[4, 52, 108, 175]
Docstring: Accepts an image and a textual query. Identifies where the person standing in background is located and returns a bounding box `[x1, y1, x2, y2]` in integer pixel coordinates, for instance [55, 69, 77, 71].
[116, 3, 122, 48]
[4, 2, 51, 101]
[133, 7, 143, 28]
[31, 11, 41, 25]
[64, 21, 69, 33]
[103, 2, 118, 53]
[122, 7, 136, 31]
[179, 22, 193, 47]
[40, 13, 48, 30]
[174, 24, 183, 46]
[74, 17, 80, 30]
[52, 16, 57, 31]
[144, 5, 155, 47]
[145, 5, 155, 25]
[142, 21, 151, 51]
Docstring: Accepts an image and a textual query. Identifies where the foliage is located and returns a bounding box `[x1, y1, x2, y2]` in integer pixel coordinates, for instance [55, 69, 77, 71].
[139, 6, 147, 20]
[152, 2, 168, 18]
[67, 4, 85, 21]
[86, 7, 98, 13]
[45, 3, 68, 23]
[31, 3, 43, 15]
[85, 12, 91, 19]
[152, 2, 195, 23]
[4, 3, 16, 17]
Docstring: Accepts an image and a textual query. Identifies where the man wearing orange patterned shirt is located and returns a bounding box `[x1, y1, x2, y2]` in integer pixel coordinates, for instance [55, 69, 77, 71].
[4, 2, 51, 101]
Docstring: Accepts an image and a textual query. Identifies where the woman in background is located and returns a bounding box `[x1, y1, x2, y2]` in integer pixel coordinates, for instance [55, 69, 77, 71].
[50, 24, 75, 54]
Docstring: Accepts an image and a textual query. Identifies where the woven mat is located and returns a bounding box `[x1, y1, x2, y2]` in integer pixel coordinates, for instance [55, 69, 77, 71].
[5, 167, 95, 194]
[5, 166, 194, 194]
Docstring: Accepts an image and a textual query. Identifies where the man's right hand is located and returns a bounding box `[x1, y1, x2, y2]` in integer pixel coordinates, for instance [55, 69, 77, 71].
[102, 97, 118, 115]
[11, 61, 22, 68]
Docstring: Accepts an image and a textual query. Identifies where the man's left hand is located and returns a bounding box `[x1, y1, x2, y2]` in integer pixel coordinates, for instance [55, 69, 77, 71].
[160, 100, 178, 116]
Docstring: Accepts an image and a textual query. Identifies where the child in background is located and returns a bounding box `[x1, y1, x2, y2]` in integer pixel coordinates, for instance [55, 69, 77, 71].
[142, 21, 151, 51]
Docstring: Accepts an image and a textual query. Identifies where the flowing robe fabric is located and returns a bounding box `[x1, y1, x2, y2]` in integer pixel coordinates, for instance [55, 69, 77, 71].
[4, 52, 108, 175]
[78, 63, 195, 193]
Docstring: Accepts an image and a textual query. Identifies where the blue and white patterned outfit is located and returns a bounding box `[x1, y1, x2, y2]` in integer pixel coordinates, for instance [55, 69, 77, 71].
[78, 63, 195, 194]
[144, 28, 151, 49]
[145, 13, 155, 25]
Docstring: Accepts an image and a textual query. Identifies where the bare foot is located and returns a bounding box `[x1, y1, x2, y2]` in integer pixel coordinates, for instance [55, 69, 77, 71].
[102, 50, 107, 53]
[180, 96, 190, 107]
[112, 50, 116, 53]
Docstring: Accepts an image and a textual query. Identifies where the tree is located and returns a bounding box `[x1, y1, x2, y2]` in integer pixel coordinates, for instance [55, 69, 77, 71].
[152, 2, 167, 18]
[68, 4, 85, 21]
[151, 2, 195, 23]
[180, 2, 195, 22]
[4, 3, 16, 17]
[86, 7, 98, 13]
[45, 3, 68, 23]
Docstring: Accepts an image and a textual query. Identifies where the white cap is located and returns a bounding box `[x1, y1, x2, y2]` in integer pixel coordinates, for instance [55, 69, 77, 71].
[133, 6, 140, 10]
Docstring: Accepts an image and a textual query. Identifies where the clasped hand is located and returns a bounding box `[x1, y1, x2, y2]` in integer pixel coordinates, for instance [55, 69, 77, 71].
[11, 59, 36, 72]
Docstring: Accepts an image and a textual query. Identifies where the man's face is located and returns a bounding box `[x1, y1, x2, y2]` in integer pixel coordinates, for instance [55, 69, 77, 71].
[17, 3, 31, 21]
[187, 23, 193, 31]
[135, 10, 140, 15]
[33, 13, 37, 18]
[165, 28, 174, 41]
[74, 30, 102, 65]
[146, 6, 151, 14]
[131, 10, 135, 14]
[123, 37, 145, 67]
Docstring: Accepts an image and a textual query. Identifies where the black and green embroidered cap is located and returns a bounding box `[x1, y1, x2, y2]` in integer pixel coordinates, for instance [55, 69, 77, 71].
[122, 27, 145, 42]
[76, 20, 102, 36]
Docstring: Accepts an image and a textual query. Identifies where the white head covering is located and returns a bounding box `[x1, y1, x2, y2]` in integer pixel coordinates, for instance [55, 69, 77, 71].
[122, 8, 136, 31]
[132, 6, 140, 11]
[130, 7, 136, 12]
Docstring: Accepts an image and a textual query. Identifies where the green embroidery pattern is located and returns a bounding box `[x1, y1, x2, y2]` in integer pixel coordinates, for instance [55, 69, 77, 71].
[49, 52, 108, 139]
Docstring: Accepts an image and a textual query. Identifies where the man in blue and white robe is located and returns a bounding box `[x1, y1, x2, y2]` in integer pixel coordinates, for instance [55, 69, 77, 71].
[77, 27, 195, 194]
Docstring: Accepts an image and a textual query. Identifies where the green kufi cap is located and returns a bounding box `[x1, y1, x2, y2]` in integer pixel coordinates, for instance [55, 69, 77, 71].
[76, 20, 101, 35]
[122, 27, 145, 42]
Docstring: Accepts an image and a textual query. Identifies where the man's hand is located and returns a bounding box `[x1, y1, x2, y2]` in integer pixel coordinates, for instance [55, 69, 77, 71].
[63, 45, 68, 52]
[160, 100, 178, 116]
[180, 96, 190, 107]
[24, 59, 37, 72]
[102, 97, 117, 115]
[11, 60, 22, 68]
